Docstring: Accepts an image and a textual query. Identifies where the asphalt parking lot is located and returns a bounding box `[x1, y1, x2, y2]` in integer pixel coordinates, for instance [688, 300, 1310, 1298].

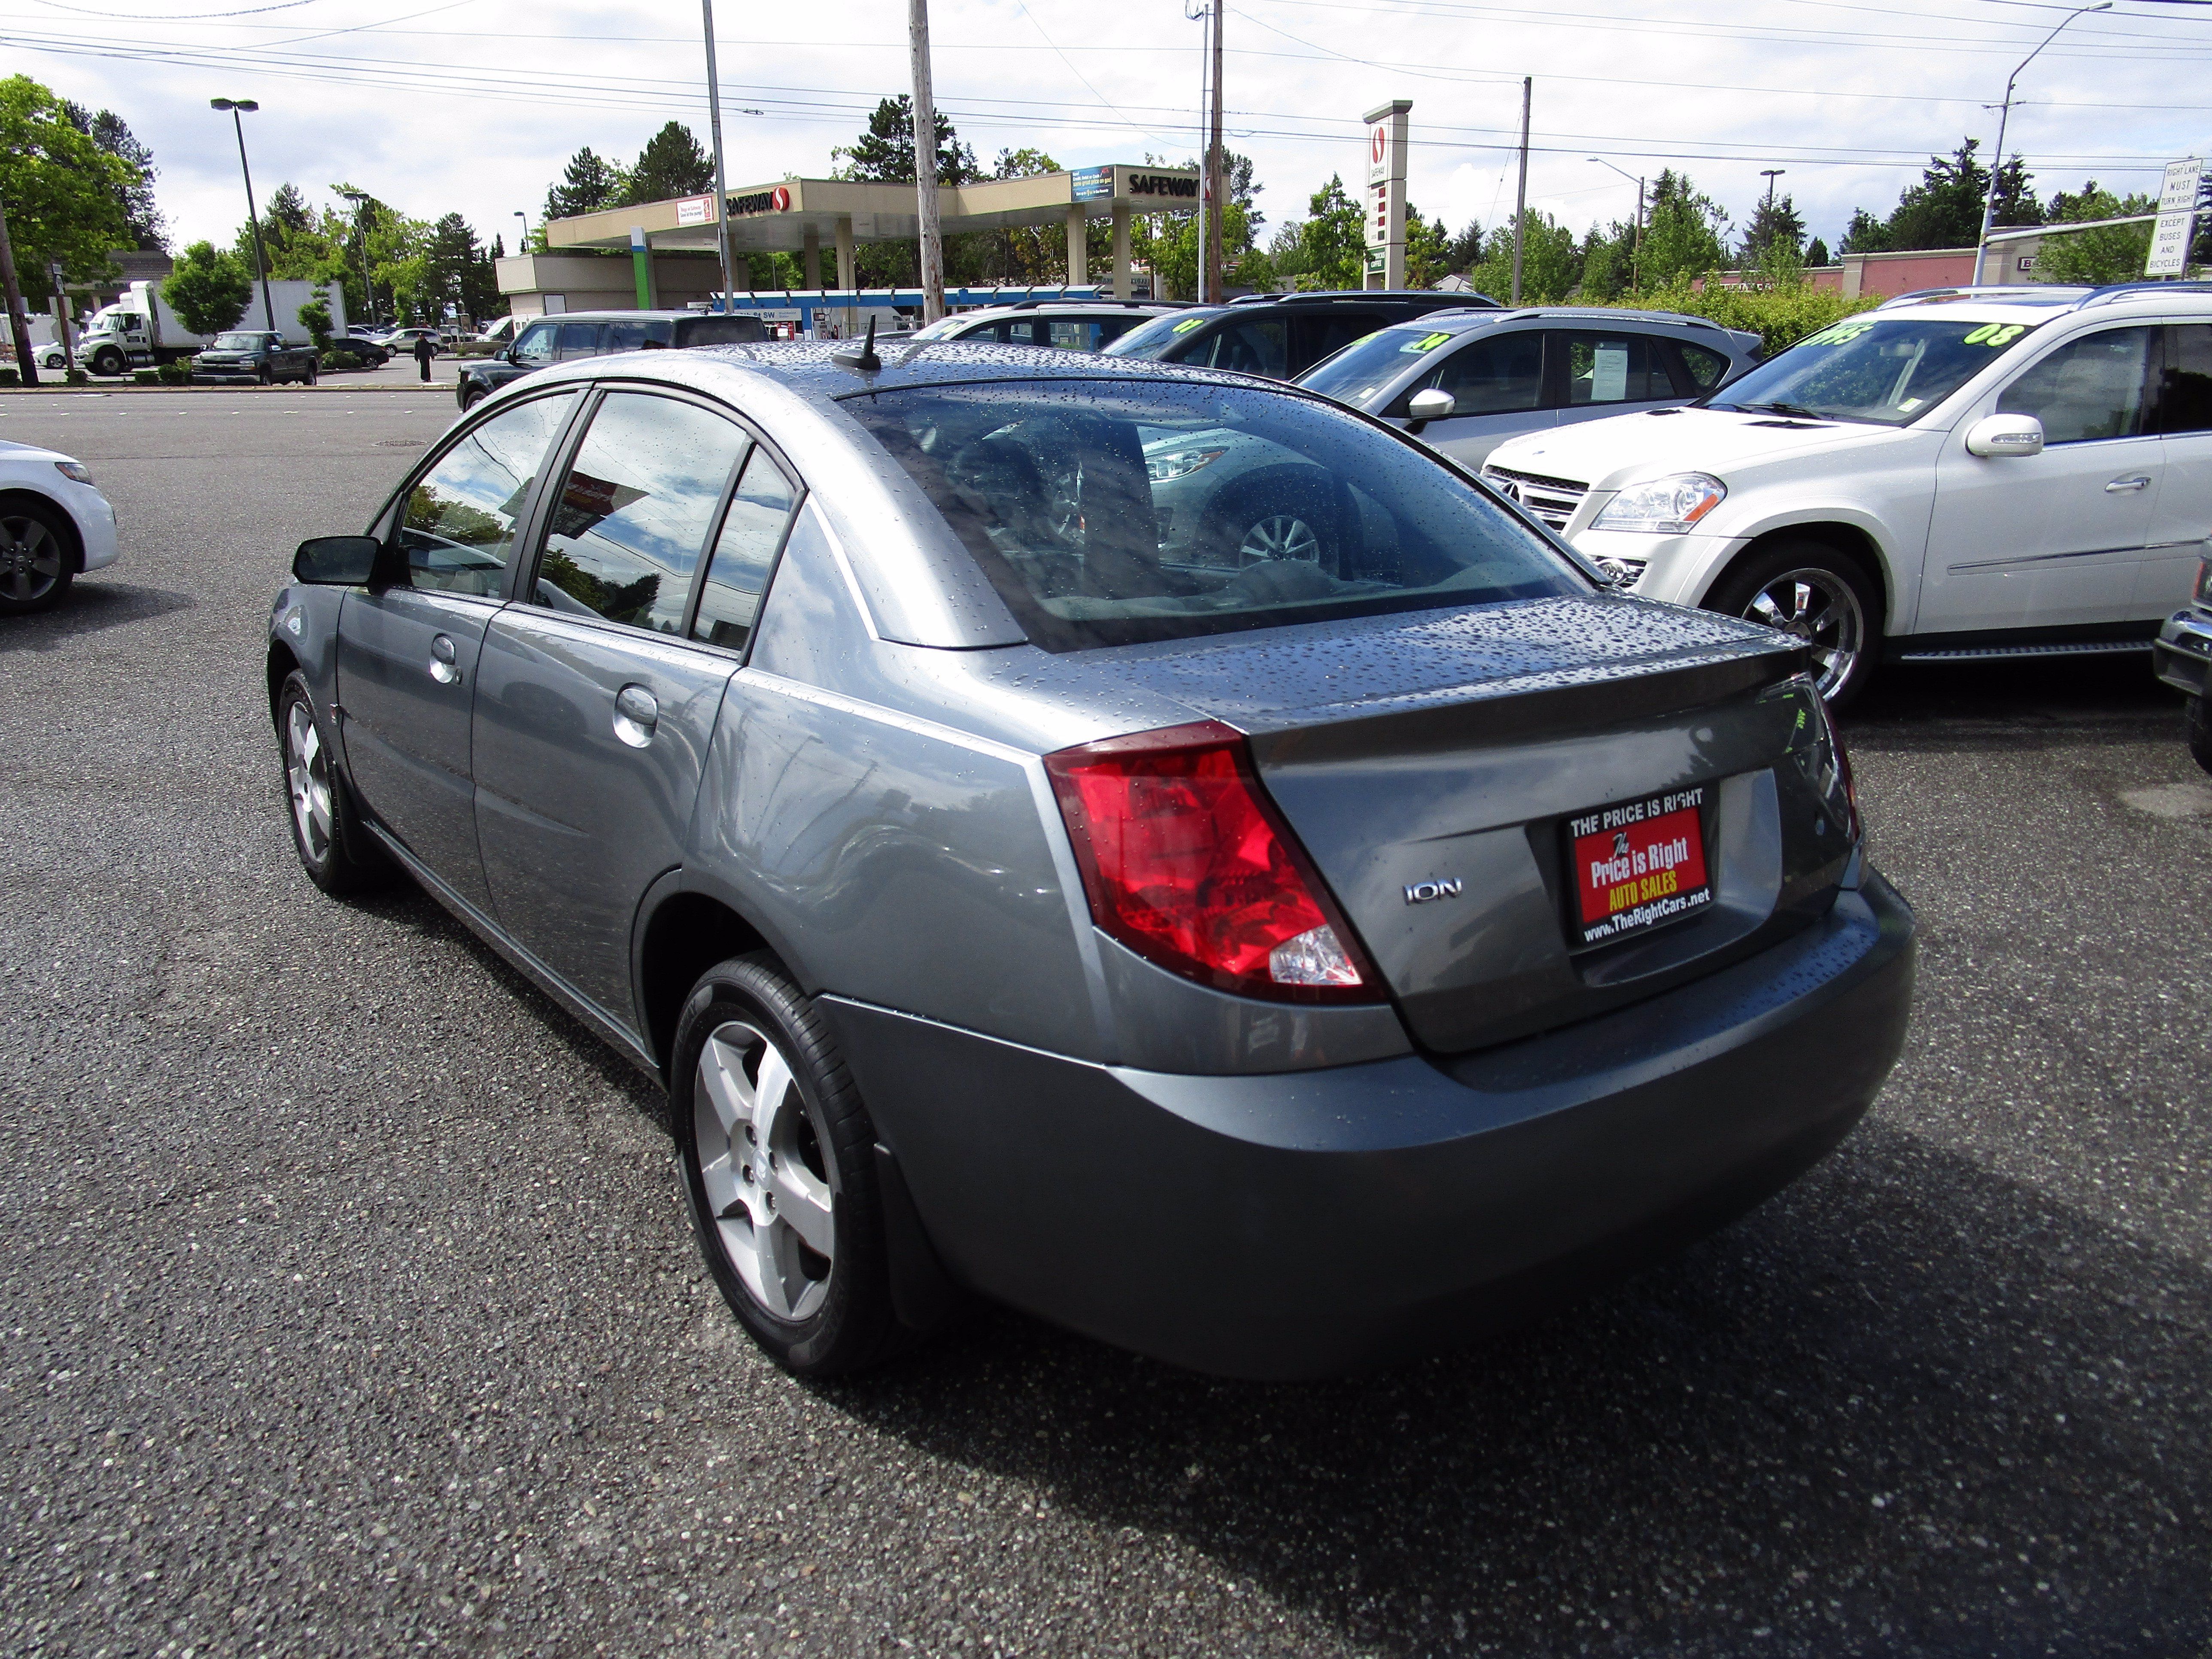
[2, 388, 2207, 1658]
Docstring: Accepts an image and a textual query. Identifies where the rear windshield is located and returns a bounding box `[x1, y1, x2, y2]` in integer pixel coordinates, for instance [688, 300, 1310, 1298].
[675, 316, 766, 347]
[1296, 325, 1447, 407]
[843, 379, 1584, 650]
[1707, 316, 2048, 425]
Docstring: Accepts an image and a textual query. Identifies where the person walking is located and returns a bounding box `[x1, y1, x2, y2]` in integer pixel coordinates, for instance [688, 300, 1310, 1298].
[413, 331, 434, 383]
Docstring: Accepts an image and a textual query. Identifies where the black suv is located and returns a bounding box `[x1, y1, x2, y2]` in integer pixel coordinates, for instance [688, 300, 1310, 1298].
[456, 310, 768, 410]
[1103, 290, 1498, 381]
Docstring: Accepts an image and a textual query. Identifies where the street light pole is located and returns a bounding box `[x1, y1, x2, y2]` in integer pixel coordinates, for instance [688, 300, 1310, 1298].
[1972, 0, 2111, 284]
[211, 99, 276, 332]
[338, 186, 377, 331]
[1511, 77, 1531, 304]
[701, 0, 738, 316]
[910, 0, 946, 323]
[1760, 168, 1785, 213]
[1587, 157, 1643, 292]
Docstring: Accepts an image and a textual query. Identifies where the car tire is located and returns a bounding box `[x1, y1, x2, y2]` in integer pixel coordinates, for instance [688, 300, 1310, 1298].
[303, 359, 318, 386]
[0, 495, 75, 615]
[2188, 694, 2212, 778]
[459, 382, 486, 411]
[258, 365, 273, 386]
[1705, 539, 1883, 709]
[671, 953, 906, 1377]
[90, 346, 125, 378]
[277, 672, 390, 896]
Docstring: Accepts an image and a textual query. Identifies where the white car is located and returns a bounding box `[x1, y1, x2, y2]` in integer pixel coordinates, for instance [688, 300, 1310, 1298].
[1481, 283, 2212, 703]
[0, 438, 120, 614]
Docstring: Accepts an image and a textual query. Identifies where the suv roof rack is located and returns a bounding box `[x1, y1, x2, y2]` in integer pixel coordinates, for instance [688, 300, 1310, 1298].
[1224, 289, 1497, 307]
[1878, 285, 2088, 308]
[2079, 279, 2212, 308]
[999, 297, 1180, 311]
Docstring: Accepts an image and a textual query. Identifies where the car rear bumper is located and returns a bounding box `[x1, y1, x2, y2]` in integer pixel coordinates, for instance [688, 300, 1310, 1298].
[2154, 609, 2212, 698]
[826, 866, 1916, 1379]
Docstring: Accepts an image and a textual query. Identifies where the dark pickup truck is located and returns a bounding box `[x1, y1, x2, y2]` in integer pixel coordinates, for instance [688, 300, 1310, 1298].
[191, 330, 321, 386]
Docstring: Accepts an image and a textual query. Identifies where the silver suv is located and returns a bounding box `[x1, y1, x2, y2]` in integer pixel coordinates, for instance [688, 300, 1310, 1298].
[910, 300, 1179, 350]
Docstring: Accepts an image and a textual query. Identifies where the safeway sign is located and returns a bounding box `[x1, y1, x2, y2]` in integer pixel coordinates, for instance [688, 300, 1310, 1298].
[2145, 157, 2202, 276]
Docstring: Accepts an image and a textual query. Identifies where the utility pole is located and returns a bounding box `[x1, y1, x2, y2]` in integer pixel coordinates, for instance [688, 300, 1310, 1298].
[1207, 0, 1225, 302]
[1511, 77, 1531, 305]
[911, 0, 946, 323]
[1192, 0, 1208, 303]
[339, 186, 379, 329]
[702, 0, 738, 315]
[1972, 0, 2110, 284]
[0, 194, 37, 386]
[49, 259, 75, 371]
[212, 100, 276, 332]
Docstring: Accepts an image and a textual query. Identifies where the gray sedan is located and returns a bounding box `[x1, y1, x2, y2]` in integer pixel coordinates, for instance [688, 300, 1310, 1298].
[266, 341, 1913, 1380]
[1296, 307, 1762, 469]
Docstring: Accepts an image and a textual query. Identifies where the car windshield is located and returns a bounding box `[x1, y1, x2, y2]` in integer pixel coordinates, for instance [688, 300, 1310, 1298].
[1295, 325, 1450, 407]
[212, 332, 264, 350]
[1705, 316, 2050, 425]
[844, 379, 1584, 650]
[909, 314, 975, 342]
[1102, 310, 1221, 360]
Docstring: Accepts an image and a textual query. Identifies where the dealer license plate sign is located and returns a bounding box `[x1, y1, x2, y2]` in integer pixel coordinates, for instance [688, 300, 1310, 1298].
[1565, 787, 1713, 947]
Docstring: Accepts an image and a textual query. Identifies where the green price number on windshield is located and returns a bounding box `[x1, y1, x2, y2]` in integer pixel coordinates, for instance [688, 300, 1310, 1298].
[1171, 316, 1208, 334]
[1963, 323, 2027, 347]
[1400, 331, 1452, 354]
[1804, 320, 1876, 347]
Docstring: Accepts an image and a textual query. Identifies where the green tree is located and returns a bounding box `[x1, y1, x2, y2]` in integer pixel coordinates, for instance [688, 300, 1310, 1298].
[1990, 156, 2042, 229]
[1805, 236, 1832, 267]
[61, 99, 163, 250]
[1466, 209, 1582, 302]
[0, 75, 135, 307]
[1738, 194, 1805, 265]
[1445, 219, 1483, 273]
[544, 146, 627, 222]
[1638, 170, 1729, 285]
[1274, 174, 1364, 290]
[1838, 208, 1888, 255]
[163, 241, 253, 335]
[2033, 182, 2158, 284]
[1876, 140, 1991, 251]
[834, 95, 978, 185]
[297, 295, 332, 349]
[624, 122, 714, 205]
[1404, 207, 1451, 289]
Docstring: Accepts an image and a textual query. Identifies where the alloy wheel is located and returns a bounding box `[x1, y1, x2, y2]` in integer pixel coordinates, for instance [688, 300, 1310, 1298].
[1237, 514, 1321, 566]
[0, 512, 64, 605]
[694, 1020, 837, 1322]
[1742, 567, 1863, 701]
[285, 699, 336, 862]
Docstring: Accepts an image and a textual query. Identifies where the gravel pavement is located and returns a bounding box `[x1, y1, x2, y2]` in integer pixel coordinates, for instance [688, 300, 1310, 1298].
[1, 390, 2206, 1657]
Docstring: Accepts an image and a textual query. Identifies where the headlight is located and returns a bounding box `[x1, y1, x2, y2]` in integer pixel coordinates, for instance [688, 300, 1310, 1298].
[2195, 556, 2212, 608]
[1593, 472, 1727, 534]
[53, 461, 93, 484]
[1145, 446, 1226, 483]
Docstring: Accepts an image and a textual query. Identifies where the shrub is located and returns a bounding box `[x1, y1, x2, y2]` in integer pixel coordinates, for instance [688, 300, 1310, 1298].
[156, 361, 191, 385]
[134, 368, 161, 385]
[1610, 275, 1879, 358]
[298, 297, 334, 352]
[0, 366, 18, 388]
[320, 349, 363, 371]
[163, 242, 254, 337]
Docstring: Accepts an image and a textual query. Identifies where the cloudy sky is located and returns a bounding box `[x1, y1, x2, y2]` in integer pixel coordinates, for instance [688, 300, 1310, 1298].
[10, 0, 2211, 260]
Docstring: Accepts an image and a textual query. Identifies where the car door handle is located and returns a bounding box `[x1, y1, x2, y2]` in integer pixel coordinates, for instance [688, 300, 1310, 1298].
[2105, 475, 2152, 493]
[428, 632, 462, 685]
[613, 684, 659, 748]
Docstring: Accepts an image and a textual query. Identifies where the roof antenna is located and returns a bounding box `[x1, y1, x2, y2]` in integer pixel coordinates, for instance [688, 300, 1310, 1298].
[856, 314, 880, 371]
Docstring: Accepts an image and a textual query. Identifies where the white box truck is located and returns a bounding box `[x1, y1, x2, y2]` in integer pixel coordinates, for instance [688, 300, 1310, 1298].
[75, 279, 346, 377]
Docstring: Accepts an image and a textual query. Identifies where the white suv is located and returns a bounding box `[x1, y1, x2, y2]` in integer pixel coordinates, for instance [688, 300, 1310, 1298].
[1481, 283, 2212, 703]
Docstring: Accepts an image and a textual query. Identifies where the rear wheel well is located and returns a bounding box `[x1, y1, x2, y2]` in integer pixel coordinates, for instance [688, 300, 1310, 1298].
[1720, 525, 1890, 632]
[0, 490, 83, 574]
[638, 893, 773, 1076]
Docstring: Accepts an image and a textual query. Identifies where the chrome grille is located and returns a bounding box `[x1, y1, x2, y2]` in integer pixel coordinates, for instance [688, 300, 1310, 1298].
[1483, 464, 1590, 532]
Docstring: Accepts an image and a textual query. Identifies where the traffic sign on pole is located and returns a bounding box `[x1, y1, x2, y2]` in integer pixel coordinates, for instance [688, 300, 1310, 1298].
[2145, 157, 2202, 277]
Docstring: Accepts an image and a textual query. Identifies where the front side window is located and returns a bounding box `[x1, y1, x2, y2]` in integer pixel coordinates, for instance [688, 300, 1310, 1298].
[845, 380, 1583, 651]
[2153, 324, 2212, 435]
[1997, 327, 2155, 445]
[530, 392, 748, 633]
[514, 323, 557, 367]
[1184, 318, 1288, 378]
[691, 449, 799, 650]
[1410, 330, 1543, 416]
[1558, 332, 1670, 406]
[1709, 316, 2051, 425]
[397, 393, 577, 596]
[605, 318, 675, 352]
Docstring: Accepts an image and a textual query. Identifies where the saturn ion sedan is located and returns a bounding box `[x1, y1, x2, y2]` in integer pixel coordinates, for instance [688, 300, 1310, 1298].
[266, 341, 1915, 1380]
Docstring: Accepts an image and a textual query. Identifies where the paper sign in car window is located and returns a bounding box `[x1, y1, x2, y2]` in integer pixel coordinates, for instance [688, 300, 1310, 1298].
[1805, 321, 1875, 347]
[1592, 343, 1630, 402]
[1170, 316, 1208, 334]
[1400, 331, 1453, 354]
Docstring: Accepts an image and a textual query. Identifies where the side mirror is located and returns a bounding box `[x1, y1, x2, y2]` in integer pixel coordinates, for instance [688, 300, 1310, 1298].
[499, 346, 517, 364]
[1965, 412, 2044, 459]
[1405, 387, 1456, 432]
[292, 535, 383, 586]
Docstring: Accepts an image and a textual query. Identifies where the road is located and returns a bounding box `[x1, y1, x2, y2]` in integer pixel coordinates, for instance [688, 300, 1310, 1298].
[2, 389, 2207, 1657]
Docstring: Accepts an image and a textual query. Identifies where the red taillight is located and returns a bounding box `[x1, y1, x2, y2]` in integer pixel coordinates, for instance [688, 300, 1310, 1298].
[1044, 720, 1381, 1003]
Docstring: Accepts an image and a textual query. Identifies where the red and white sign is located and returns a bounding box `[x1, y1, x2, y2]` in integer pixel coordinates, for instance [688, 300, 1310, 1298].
[1565, 788, 1713, 947]
[674, 194, 712, 227]
[771, 185, 792, 212]
[1367, 124, 1390, 185]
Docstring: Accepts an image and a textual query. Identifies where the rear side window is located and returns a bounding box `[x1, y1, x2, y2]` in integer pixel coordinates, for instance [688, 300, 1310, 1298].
[556, 322, 600, 358]
[845, 379, 1581, 651]
[1182, 319, 1288, 378]
[692, 448, 799, 650]
[675, 316, 766, 347]
[1676, 341, 1732, 391]
[2155, 324, 2212, 434]
[606, 318, 675, 352]
[1997, 327, 2156, 444]
[1556, 332, 1670, 406]
[396, 392, 577, 596]
[1298, 312, 1388, 372]
[530, 392, 748, 633]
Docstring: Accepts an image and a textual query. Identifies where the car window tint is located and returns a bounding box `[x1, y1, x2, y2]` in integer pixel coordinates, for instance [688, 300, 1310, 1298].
[847, 380, 1581, 652]
[513, 323, 557, 367]
[1676, 342, 1732, 391]
[556, 322, 600, 358]
[1558, 332, 1668, 406]
[998, 320, 1042, 346]
[691, 448, 799, 651]
[532, 393, 748, 634]
[1092, 315, 1142, 345]
[1413, 331, 1543, 415]
[1189, 319, 1288, 378]
[1301, 313, 1388, 370]
[605, 319, 675, 352]
[2155, 324, 2212, 435]
[397, 393, 578, 597]
[1997, 327, 2155, 444]
[674, 316, 763, 346]
[1046, 319, 1104, 350]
